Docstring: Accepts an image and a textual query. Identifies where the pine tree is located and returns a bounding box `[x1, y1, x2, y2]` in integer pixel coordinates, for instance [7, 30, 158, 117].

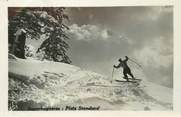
[9, 7, 71, 63]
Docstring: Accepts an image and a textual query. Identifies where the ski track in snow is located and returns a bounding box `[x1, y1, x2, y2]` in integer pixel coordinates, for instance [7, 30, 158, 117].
[8, 56, 173, 110]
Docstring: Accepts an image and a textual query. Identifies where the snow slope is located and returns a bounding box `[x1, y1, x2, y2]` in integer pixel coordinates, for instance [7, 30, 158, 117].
[8, 55, 173, 110]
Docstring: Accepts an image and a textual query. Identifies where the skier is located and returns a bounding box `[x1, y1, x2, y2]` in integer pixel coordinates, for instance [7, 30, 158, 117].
[114, 56, 135, 81]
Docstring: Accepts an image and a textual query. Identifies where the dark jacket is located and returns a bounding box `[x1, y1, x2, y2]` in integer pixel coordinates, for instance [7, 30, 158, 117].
[114, 56, 129, 69]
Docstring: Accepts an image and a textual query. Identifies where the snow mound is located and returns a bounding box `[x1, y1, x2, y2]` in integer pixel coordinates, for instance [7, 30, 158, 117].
[8, 56, 172, 110]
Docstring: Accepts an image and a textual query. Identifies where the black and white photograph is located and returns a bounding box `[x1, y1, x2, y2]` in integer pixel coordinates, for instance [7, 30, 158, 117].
[8, 7, 173, 111]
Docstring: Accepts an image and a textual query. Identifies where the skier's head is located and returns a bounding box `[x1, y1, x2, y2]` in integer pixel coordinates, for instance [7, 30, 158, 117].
[118, 58, 122, 62]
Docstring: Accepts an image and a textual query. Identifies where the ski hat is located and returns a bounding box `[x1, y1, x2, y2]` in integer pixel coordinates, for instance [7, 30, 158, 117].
[118, 58, 122, 61]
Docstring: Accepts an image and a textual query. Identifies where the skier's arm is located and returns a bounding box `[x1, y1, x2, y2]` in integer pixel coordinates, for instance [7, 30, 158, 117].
[124, 56, 129, 62]
[114, 63, 121, 68]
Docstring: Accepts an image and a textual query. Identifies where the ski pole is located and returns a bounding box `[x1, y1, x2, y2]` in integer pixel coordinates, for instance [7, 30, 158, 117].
[128, 58, 142, 68]
[111, 67, 115, 83]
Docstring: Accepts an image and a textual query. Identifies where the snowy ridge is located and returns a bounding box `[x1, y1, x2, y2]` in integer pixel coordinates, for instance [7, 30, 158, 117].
[8, 56, 172, 110]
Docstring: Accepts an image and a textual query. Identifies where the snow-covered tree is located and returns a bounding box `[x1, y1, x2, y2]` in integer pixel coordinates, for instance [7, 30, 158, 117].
[25, 44, 35, 58]
[9, 7, 71, 63]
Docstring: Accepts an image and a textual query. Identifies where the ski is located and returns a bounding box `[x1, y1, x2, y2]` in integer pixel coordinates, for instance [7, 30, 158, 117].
[83, 84, 122, 87]
[122, 77, 142, 81]
[115, 79, 138, 83]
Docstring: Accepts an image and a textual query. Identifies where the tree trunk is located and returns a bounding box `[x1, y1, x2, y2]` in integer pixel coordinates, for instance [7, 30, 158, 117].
[11, 29, 26, 59]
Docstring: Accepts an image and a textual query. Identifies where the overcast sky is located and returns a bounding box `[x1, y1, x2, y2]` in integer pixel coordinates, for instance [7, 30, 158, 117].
[63, 6, 173, 88]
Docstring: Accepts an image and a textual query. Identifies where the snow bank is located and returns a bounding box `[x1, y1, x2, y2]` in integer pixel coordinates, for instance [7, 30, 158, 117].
[8, 56, 173, 110]
[142, 81, 172, 103]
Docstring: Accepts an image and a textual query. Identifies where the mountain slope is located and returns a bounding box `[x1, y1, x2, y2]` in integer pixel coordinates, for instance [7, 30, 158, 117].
[8, 55, 173, 110]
